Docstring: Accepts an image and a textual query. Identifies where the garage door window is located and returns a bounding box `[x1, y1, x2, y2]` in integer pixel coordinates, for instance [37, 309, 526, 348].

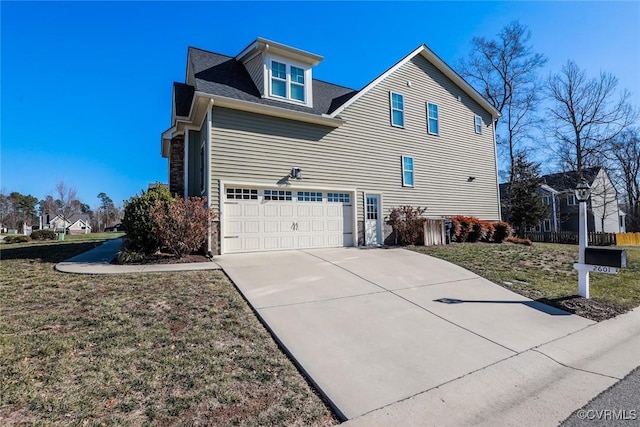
[227, 188, 258, 200]
[297, 191, 323, 202]
[328, 193, 350, 203]
[264, 190, 292, 201]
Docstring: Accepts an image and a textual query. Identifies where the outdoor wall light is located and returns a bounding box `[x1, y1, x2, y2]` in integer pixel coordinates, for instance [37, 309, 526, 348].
[467, 176, 476, 182]
[290, 167, 302, 180]
[574, 181, 592, 202]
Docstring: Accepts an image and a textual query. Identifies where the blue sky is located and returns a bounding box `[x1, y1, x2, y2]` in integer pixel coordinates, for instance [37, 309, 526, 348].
[2, 1, 639, 209]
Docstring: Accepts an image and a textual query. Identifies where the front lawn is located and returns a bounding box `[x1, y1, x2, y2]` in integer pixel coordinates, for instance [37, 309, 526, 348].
[0, 241, 337, 426]
[412, 243, 640, 320]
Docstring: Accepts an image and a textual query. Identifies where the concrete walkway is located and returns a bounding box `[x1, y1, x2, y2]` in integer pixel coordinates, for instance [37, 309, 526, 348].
[55, 238, 221, 274]
[215, 247, 640, 426]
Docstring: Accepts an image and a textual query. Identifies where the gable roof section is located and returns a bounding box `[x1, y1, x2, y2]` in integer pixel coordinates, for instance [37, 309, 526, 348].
[541, 167, 602, 192]
[185, 47, 357, 116]
[329, 44, 501, 120]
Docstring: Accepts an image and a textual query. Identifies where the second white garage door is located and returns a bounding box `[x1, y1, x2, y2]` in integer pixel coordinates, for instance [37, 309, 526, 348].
[223, 187, 354, 253]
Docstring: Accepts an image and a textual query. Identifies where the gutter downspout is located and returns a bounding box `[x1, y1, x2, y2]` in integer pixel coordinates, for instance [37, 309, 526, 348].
[206, 99, 214, 256]
[492, 118, 502, 220]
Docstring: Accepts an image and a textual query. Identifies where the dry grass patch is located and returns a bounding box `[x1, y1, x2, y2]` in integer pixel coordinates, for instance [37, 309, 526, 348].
[0, 241, 337, 426]
[412, 243, 640, 321]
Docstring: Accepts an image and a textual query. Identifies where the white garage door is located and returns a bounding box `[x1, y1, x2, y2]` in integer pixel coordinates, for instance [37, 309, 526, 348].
[223, 187, 353, 253]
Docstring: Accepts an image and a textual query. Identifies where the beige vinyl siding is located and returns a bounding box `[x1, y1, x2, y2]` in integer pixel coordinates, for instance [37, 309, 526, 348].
[209, 54, 500, 221]
[244, 54, 264, 96]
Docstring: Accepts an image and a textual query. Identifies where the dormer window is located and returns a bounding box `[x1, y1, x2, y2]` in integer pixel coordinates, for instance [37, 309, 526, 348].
[268, 59, 309, 104]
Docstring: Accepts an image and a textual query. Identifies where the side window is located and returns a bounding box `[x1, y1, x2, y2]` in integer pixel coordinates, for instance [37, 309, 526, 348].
[401, 155, 414, 187]
[390, 92, 404, 128]
[427, 103, 439, 135]
[475, 115, 483, 134]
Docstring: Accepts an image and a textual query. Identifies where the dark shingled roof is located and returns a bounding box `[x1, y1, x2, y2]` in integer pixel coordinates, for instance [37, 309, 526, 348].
[174, 83, 194, 117]
[499, 167, 602, 200]
[174, 47, 358, 117]
[541, 167, 602, 192]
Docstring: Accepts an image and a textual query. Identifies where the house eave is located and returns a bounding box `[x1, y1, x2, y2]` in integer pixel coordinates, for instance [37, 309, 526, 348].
[194, 91, 345, 128]
[329, 45, 501, 120]
[236, 37, 323, 66]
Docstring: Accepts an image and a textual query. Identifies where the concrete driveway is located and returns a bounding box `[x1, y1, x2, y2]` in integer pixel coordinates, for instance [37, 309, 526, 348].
[216, 247, 595, 421]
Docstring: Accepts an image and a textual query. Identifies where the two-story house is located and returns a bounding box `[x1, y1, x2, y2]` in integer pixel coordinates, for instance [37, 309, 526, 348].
[500, 167, 626, 234]
[161, 38, 501, 254]
[539, 167, 625, 233]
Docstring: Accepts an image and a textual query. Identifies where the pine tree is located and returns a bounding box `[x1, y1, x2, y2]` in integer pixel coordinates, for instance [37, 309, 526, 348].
[504, 154, 549, 236]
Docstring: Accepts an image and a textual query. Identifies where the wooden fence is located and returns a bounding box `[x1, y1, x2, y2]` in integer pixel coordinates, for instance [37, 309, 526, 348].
[523, 231, 617, 246]
[616, 232, 640, 246]
[423, 219, 447, 246]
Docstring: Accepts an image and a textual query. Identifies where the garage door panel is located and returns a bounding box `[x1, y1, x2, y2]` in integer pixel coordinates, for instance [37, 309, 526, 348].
[226, 221, 243, 234]
[280, 205, 294, 217]
[224, 187, 354, 253]
[264, 205, 279, 217]
[243, 204, 260, 217]
[297, 205, 311, 217]
[244, 221, 260, 234]
[264, 220, 279, 233]
[243, 237, 260, 251]
[327, 219, 342, 232]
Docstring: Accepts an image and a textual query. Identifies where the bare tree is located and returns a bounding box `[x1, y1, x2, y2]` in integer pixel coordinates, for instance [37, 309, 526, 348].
[459, 21, 547, 180]
[607, 128, 640, 231]
[546, 61, 637, 176]
[55, 181, 81, 219]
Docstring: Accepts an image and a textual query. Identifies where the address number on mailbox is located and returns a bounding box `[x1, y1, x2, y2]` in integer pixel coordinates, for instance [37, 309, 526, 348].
[573, 263, 619, 275]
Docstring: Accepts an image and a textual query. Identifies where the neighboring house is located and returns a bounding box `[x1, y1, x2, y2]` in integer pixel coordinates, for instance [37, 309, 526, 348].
[500, 167, 626, 234]
[46, 214, 92, 234]
[161, 37, 501, 254]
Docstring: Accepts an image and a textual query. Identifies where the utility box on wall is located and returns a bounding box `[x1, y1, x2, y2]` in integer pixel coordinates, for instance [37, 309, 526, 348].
[584, 247, 627, 268]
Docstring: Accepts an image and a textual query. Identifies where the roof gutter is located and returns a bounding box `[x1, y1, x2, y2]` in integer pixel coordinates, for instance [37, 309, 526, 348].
[193, 91, 345, 128]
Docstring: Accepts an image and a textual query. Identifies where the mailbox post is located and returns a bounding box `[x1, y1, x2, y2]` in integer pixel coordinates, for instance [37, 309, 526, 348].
[575, 181, 592, 298]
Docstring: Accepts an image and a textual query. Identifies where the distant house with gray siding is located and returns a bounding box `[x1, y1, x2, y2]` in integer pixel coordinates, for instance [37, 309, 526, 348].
[500, 167, 626, 234]
[161, 38, 501, 254]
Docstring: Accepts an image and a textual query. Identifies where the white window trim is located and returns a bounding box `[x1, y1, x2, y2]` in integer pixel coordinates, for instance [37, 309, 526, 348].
[427, 102, 439, 135]
[567, 194, 577, 206]
[390, 92, 405, 128]
[264, 55, 313, 108]
[475, 115, 483, 134]
[401, 155, 414, 187]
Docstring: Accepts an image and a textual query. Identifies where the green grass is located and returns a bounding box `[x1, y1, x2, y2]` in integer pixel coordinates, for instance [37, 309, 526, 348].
[413, 243, 640, 310]
[64, 232, 125, 241]
[0, 241, 337, 426]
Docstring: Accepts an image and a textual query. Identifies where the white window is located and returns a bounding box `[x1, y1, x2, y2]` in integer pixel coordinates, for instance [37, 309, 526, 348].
[226, 188, 258, 200]
[297, 191, 323, 202]
[390, 92, 404, 127]
[427, 103, 439, 135]
[271, 61, 287, 98]
[475, 116, 483, 134]
[567, 194, 577, 206]
[264, 190, 292, 201]
[269, 60, 308, 103]
[290, 66, 305, 101]
[543, 219, 551, 231]
[542, 196, 551, 205]
[328, 193, 350, 203]
[402, 155, 414, 187]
